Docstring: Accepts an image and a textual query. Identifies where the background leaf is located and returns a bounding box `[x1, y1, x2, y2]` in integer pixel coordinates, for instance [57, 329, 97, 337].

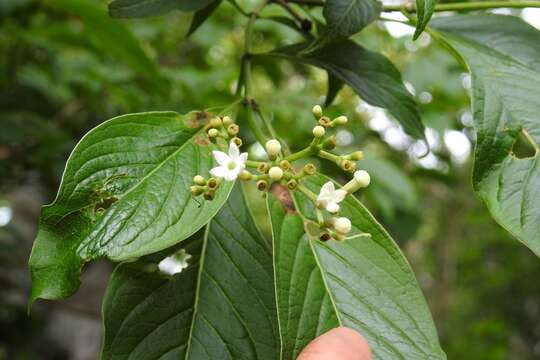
[414, 0, 436, 40]
[269, 39, 425, 140]
[29, 111, 234, 303]
[108, 0, 217, 18]
[325, 72, 344, 106]
[285, 175, 445, 359]
[323, 0, 382, 38]
[48, 0, 160, 80]
[432, 14, 540, 256]
[187, 0, 222, 37]
[102, 186, 279, 359]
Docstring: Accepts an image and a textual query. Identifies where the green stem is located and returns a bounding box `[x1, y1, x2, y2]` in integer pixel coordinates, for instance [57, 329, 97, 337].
[246, 160, 265, 168]
[241, 0, 271, 145]
[286, 146, 316, 162]
[384, 0, 540, 12]
[318, 150, 341, 164]
[254, 107, 278, 140]
[297, 183, 318, 202]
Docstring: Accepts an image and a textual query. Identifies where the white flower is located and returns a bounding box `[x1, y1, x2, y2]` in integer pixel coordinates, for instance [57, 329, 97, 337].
[316, 181, 347, 213]
[210, 141, 248, 181]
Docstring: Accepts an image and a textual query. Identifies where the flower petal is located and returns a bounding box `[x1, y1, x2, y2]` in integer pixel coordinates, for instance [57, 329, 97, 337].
[224, 170, 238, 181]
[228, 141, 240, 160]
[318, 181, 334, 201]
[210, 166, 228, 179]
[239, 152, 248, 164]
[326, 202, 340, 214]
[212, 151, 230, 166]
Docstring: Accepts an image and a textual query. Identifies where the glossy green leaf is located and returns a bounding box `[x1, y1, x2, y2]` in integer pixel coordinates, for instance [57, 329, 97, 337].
[432, 15, 540, 256]
[187, 0, 222, 37]
[267, 191, 338, 359]
[269, 39, 425, 140]
[29, 111, 234, 303]
[102, 186, 279, 359]
[290, 175, 446, 359]
[48, 0, 159, 79]
[109, 0, 216, 18]
[413, 0, 436, 40]
[323, 0, 381, 37]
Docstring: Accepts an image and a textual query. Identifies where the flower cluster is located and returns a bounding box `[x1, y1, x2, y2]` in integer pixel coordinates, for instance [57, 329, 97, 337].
[191, 105, 372, 241]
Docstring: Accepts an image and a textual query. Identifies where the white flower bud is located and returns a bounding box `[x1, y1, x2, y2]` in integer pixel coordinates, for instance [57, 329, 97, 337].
[312, 105, 323, 118]
[268, 166, 284, 181]
[312, 125, 326, 138]
[208, 128, 219, 138]
[265, 139, 282, 157]
[354, 170, 370, 188]
[333, 217, 352, 235]
[333, 115, 348, 125]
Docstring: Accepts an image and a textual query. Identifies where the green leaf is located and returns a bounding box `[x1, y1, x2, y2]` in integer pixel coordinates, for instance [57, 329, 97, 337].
[48, 0, 159, 79]
[267, 191, 338, 359]
[187, 0, 222, 37]
[109, 0, 216, 18]
[269, 39, 425, 140]
[413, 0, 436, 40]
[289, 175, 446, 359]
[323, 0, 382, 37]
[325, 72, 344, 106]
[432, 14, 540, 256]
[102, 186, 279, 359]
[29, 111, 234, 303]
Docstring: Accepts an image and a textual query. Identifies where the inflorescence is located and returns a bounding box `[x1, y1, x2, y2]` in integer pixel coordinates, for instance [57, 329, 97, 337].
[191, 105, 371, 241]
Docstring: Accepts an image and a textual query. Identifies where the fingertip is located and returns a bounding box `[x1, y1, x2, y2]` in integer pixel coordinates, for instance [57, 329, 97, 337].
[297, 326, 372, 360]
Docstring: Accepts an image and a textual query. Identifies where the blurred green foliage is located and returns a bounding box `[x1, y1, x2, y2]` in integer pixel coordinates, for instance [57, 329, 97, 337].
[1, 0, 539, 359]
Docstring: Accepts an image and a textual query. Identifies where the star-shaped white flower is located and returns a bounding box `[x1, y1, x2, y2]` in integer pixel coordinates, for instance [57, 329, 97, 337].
[210, 141, 248, 181]
[316, 181, 347, 213]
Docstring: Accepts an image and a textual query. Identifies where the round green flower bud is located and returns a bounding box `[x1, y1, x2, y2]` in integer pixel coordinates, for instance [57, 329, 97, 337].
[208, 128, 219, 138]
[193, 175, 206, 185]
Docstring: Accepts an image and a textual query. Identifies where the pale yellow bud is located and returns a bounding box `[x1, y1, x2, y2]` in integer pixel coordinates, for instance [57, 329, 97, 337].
[265, 139, 282, 157]
[333, 115, 348, 125]
[222, 116, 232, 126]
[208, 128, 219, 138]
[268, 166, 284, 181]
[312, 125, 326, 138]
[312, 105, 323, 118]
[210, 117, 222, 128]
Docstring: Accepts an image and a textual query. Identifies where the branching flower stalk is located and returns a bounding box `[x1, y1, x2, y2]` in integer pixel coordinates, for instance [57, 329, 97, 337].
[191, 105, 371, 241]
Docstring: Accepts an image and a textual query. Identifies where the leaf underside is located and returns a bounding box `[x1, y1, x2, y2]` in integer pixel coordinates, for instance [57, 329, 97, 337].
[323, 0, 382, 38]
[102, 186, 279, 360]
[29, 111, 234, 303]
[270, 39, 425, 140]
[432, 14, 540, 256]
